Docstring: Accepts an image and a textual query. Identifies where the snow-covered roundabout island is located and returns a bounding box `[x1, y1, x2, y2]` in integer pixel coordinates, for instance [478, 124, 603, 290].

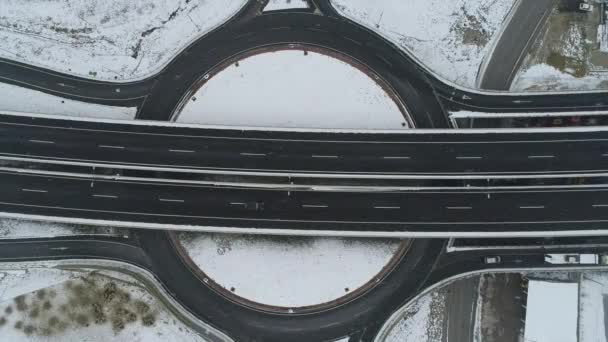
[173, 47, 412, 309]
[173, 48, 412, 129]
[178, 234, 406, 309]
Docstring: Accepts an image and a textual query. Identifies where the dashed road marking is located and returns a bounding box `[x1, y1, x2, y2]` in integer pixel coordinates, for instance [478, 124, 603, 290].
[21, 188, 47, 193]
[92, 194, 118, 199]
[456, 156, 483, 160]
[169, 149, 195, 153]
[159, 198, 184, 203]
[382, 156, 411, 160]
[98, 145, 125, 149]
[527, 155, 554, 159]
[29, 139, 54, 144]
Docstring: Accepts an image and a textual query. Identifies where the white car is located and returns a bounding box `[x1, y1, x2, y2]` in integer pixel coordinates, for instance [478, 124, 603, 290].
[484, 256, 501, 264]
[579, 3, 593, 12]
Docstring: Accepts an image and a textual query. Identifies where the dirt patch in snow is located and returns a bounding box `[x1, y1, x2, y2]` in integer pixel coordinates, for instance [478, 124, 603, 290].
[0, 274, 158, 337]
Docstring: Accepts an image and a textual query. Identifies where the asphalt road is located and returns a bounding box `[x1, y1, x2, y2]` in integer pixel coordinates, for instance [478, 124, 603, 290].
[2, 113, 608, 177]
[5, 169, 608, 235]
[478, 0, 556, 90]
[0, 58, 152, 108]
[443, 276, 479, 342]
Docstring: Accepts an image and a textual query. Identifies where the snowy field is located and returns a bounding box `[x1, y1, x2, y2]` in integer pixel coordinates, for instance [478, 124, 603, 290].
[512, 63, 608, 92]
[263, 0, 309, 11]
[330, 0, 516, 88]
[383, 290, 445, 342]
[175, 50, 410, 129]
[524, 280, 579, 342]
[384, 294, 434, 342]
[0, 219, 125, 239]
[579, 273, 608, 342]
[512, 6, 608, 92]
[179, 233, 402, 307]
[0, 0, 247, 81]
[0, 83, 136, 119]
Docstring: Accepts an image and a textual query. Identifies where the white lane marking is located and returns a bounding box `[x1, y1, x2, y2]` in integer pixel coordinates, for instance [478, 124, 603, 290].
[592, 204, 608, 208]
[169, 149, 195, 153]
[374, 206, 401, 209]
[98, 145, 125, 149]
[159, 198, 184, 203]
[92, 194, 118, 199]
[21, 188, 47, 193]
[527, 155, 555, 159]
[446, 206, 473, 210]
[28, 139, 54, 144]
[312, 155, 338, 159]
[240, 153, 266, 157]
[302, 204, 328, 208]
[519, 206, 545, 209]
[229, 202, 247, 206]
[382, 156, 411, 160]
[456, 156, 483, 160]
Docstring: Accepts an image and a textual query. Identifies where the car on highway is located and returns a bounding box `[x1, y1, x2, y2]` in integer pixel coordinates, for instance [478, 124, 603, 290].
[545, 253, 608, 265]
[579, 2, 593, 12]
[484, 256, 502, 264]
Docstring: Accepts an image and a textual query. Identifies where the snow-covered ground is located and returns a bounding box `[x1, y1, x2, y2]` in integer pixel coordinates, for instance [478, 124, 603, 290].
[0, 0, 247, 81]
[382, 284, 445, 342]
[179, 233, 401, 308]
[0, 262, 206, 341]
[0, 219, 125, 239]
[0, 83, 136, 119]
[330, 0, 516, 88]
[383, 294, 433, 342]
[512, 64, 608, 92]
[175, 50, 410, 129]
[524, 280, 579, 342]
[263, 0, 310, 11]
[580, 274, 606, 342]
[512, 6, 608, 92]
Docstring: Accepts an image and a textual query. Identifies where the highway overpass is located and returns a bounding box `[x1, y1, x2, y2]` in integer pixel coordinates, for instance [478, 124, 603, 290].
[1, 112, 608, 237]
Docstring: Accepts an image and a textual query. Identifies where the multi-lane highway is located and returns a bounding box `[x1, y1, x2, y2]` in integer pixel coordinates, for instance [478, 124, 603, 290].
[2, 112, 608, 177]
[6, 169, 608, 236]
[0, 112, 608, 236]
[0, 1, 605, 341]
